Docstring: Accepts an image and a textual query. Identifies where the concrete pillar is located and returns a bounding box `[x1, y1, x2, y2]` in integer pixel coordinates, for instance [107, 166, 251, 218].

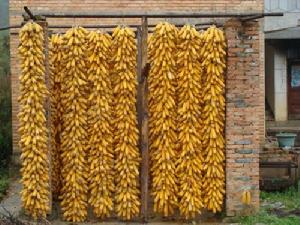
[265, 44, 275, 114]
[274, 48, 288, 121]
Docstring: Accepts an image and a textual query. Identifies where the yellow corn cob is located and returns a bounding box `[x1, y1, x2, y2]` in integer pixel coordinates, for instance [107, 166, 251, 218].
[60, 27, 88, 222]
[49, 34, 64, 199]
[242, 190, 251, 205]
[86, 31, 114, 219]
[148, 22, 178, 217]
[111, 26, 141, 220]
[18, 22, 50, 219]
[201, 26, 226, 213]
[176, 25, 204, 219]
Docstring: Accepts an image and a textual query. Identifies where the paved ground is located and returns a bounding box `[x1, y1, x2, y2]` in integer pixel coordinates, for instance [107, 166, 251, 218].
[0, 179, 238, 225]
[0, 176, 22, 217]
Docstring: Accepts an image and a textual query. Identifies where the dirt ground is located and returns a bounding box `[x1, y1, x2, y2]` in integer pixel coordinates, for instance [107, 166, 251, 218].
[0, 179, 237, 225]
[0, 178, 21, 217]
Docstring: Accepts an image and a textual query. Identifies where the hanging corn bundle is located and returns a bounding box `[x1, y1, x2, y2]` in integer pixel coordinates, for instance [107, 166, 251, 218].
[60, 27, 88, 222]
[86, 31, 114, 219]
[18, 22, 50, 219]
[176, 25, 204, 219]
[201, 26, 226, 213]
[111, 26, 141, 220]
[49, 34, 64, 198]
[148, 22, 178, 217]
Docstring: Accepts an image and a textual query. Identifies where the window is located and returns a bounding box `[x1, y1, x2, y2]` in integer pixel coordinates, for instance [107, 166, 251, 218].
[291, 64, 300, 87]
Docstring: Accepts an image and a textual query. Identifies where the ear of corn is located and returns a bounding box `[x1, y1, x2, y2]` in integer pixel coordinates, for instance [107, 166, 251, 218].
[86, 31, 114, 219]
[49, 34, 64, 199]
[60, 27, 88, 222]
[242, 191, 251, 205]
[18, 22, 50, 219]
[19, 23, 228, 220]
[201, 26, 226, 213]
[148, 22, 178, 217]
[111, 26, 141, 220]
[176, 25, 204, 219]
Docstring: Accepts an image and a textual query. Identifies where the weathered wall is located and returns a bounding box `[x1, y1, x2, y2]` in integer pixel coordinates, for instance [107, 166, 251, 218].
[260, 147, 300, 187]
[9, 0, 264, 217]
[274, 48, 288, 121]
[265, 0, 300, 32]
[264, 0, 298, 121]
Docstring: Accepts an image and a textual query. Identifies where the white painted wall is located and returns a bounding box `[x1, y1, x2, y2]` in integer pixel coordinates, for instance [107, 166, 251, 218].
[265, 44, 275, 113]
[265, 44, 288, 121]
[265, 12, 300, 33]
[264, 0, 294, 121]
[274, 48, 288, 121]
[265, 0, 300, 32]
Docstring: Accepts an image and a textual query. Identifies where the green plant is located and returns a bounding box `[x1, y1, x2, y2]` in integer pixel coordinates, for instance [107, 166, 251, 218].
[239, 209, 300, 225]
[0, 31, 12, 167]
[0, 169, 9, 200]
[261, 186, 300, 210]
[238, 182, 300, 224]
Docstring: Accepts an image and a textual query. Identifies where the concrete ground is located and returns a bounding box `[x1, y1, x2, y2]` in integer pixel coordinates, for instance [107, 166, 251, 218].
[0, 178, 238, 225]
[0, 174, 22, 217]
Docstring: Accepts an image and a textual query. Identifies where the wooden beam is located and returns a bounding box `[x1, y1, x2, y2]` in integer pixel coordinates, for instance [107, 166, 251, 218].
[137, 17, 149, 222]
[24, 6, 35, 20]
[38, 11, 283, 18]
[137, 27, 143, 124]
[37, 19, 52, 213]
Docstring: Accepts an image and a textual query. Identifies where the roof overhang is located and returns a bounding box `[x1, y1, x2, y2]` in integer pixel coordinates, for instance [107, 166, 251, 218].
[265, 26, 300, 39]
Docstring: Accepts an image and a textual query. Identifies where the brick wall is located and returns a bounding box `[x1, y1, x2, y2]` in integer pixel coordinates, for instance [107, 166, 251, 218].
[9, 0, 264, 217]
[260, 147, 300, 163]
[260, 147, 300, 178]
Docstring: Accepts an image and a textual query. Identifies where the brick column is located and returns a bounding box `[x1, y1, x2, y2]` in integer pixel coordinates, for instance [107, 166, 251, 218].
[10, 32, 21, 166]
[224, 18, 264, 216]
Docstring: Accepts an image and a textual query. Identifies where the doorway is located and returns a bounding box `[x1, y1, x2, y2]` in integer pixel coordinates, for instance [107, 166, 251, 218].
[288, 60, 300, 119]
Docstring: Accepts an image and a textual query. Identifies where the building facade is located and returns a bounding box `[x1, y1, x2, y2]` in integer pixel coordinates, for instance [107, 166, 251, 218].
[265, 0, 300, 121]
[9, 0, 264, 217]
